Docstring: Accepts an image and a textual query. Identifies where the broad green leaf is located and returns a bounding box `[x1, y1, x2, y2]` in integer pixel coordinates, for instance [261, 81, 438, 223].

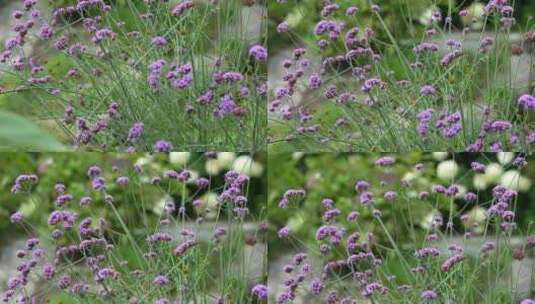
[0, 110, 67, 151]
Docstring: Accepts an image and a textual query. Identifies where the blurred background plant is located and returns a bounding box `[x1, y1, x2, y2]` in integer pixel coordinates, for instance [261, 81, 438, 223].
[268, 152, 535, 256]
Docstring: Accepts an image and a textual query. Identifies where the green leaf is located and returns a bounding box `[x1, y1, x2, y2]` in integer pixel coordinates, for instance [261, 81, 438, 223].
[0, 110, 67, 151]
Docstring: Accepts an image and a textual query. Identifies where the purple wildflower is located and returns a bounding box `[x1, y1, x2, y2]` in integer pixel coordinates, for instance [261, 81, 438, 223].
[361, 78, 385, 93]
[471, 162, 486, 173]
[278, 226, 290, 238]
[171, 0, 194, 17]
[436, 112, 462, 138]
[359, 191, 374, 205]
[355, 180, 370, 192]
[43, 263, 55, 280]
[413, 42, 439, 54]
[417, 108, 434, 136]
[217, 94, 236, 116]
[421, 290, 437, 301]
[346, 6, 358, 16]
[173, 239, 196, 256]
[277, 21, 289, 33]
[87, 165, 101, 177]
[92, 177, 106, 191]
[116, 176, 129, 186]
[154, 140, 173, 152]
[251, 284, 268, 300]
[278, 189, 306, 208]
[441, 254, 464, 272]
[308, 73, 322, 90]
[375, 156, 395, 166]
[153, 275, 169, 286]
[39, 23, 53, 40]
[464, 192, 478, 202]
[10, 212, 24, 224]
[416, 247, 440, 258]
[249, 45, 268, 61]
[420, 85, 436, 96]
[310, 278, 324, 295]
[384, 191, 397, 201]
[441, 50, 463, 66]
[519, 94, 535, 110]
[151, 36, 167, 47]
[127, 122, 144, 143]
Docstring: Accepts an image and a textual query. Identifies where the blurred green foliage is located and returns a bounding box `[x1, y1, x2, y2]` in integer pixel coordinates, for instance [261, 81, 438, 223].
[0, 111, 66, 151]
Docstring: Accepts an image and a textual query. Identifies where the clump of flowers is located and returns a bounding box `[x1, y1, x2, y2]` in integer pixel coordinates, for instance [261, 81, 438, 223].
[270, 153, 534, 303]
[269, 0, 535, 151]
[2, 153, 266, 303]
[1, 0, 267, 151]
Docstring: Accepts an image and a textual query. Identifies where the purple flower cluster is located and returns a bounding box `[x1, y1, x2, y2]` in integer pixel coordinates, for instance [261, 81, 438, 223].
[151, 36, 167, 47]
[251, 284, 268, 300]
[417, 108, 434, 137]
[420, 85, 436, 96]
[415, 247, 440, 258]
[153, 275, 169, 286]
[127, 122, 144, 143]
[519, 94, 535, 110]
[278, 188, 306, 208]
[173, 239, 197, 257]
[11, 174, 38, 193]
[421, 290, 437, 301]
[168, 63, 193, 90]
[154, 140, 173, 152]
[148, 59, 166, 89]
[172, 0, 194, 17]
[48, 210, 78, 229]
[249, 45, 268, 61]
[10, 212, 24, 224]
[441, 254, 464, 272]
[375, 156, 395, 167]
[436, 112, 462, 138]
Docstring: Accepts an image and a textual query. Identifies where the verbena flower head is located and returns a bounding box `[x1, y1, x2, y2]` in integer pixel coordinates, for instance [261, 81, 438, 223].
[249, 45, 268, 61]
[10, 212, 24, 224]
[251, 284, 268, 300]
[375, 156, 395, 167]
[151, 36, 167, 47]
[421, 290, 437, 301]
[154, 140, 173, 152]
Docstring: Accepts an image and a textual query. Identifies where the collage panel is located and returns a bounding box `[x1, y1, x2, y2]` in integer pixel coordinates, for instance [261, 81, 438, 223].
[268, 152, 534, 303]
[268, 1, 535, 152]
[0, 1, 267, 152]
[1, 0, 535, 303]
[0, 152, 267, 303]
